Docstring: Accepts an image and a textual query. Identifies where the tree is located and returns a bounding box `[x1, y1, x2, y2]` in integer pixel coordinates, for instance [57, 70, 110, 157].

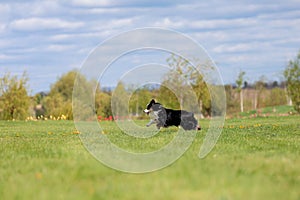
[111, 82, 129, 118]
[236, 71, 245, 112]
[95, 90, 112, 118]
[129, 87, 152, 117]
[284, 51, 300, 113]
[44, 70, 101, 120]
[190, 73, 211, 117]
[44, 71, 78, 119]
[163, 54, 210, 116]
[254, 76, 267, 110]
[0, 72, 30, 120]
[165, 54, 191, 108]
[225, 84, 239, 114]
[158, 83, 180, 109]
[267, 88, 286, 107]
[33, 92, 47, 118]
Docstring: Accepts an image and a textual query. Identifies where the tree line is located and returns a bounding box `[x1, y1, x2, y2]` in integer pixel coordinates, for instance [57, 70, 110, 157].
[0, 52, 299, 120]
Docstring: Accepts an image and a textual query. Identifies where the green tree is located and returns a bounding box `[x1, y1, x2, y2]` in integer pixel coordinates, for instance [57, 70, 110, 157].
[158, 83, 180, 109]
[284, 51, 300, 112]
[44, 70, 100, 120]
[44, 71, 77, 119]
[44, 93, 70, 118]
[111, 82, 129, 117]
[129, 87, 152, 117]
[0, 72, 30, 120]
[189, 72, 211, 117]
[267, 88, 287, 107]
[95, 89, 112, 118]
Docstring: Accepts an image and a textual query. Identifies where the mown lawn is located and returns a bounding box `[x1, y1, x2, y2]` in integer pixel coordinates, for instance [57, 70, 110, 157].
[0, 116, 299, 200]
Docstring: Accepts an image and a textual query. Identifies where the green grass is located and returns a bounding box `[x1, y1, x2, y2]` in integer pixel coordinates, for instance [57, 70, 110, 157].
[0, 116, 300, 200]
[240, 105, 296, 117]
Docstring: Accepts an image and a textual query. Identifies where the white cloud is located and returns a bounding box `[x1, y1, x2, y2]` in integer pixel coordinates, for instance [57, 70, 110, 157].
[0, 4, 10, 32]
[88, 18, 136, 32]
[45, 44, 76, 52]
[191, 18, 258, 29]
[0, 1, 65, 20]
[29, 1, 62, 16]
[50, 30, 121, 42]
[154, 18, 184, 29]
[0, 54, 12, 60]
[0, 39, 11, 48]
[66, 0, 178, 8]
[0, 3, 10, 17]
[68, 0, 114, 7]
[71, 7, 122, 15]
[50, 34, 73, 41]
[0, 24, 6, 33]
[110, 18, 134, 27]
[154, 17, 259, 31]
[9, 17, 84, 31]
[213, 43, 255, 53]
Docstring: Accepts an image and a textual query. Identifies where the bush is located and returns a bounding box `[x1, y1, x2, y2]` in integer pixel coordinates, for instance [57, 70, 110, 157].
[0, 72, 30, 120]
[284, 51, 300, 113]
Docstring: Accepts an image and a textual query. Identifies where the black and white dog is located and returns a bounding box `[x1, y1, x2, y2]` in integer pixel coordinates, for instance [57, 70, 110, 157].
[143, 99, 201, 131]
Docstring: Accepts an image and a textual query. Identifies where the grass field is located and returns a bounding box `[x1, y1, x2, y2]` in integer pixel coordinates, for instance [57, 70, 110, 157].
[239, 105, 296, 117]
[0, 116, 300, 200]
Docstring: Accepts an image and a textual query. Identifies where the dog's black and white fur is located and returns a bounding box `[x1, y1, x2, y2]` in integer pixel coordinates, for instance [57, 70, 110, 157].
[143, 99, 201, 131]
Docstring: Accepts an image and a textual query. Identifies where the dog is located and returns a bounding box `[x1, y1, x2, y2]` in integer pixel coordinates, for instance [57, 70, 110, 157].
[143, 99, 201, 131]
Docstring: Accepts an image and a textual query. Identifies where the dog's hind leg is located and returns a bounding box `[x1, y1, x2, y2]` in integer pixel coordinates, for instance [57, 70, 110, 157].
[181, 117, 200, 130]
[155, 120, 164, 129]
[156, 123, 162, 130]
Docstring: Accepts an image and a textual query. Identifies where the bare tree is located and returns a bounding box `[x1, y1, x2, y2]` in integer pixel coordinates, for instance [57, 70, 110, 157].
[236, 71, 245, 112]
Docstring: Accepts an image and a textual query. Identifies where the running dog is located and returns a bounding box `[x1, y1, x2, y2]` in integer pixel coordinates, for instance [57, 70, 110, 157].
[143, 99, 201, 130]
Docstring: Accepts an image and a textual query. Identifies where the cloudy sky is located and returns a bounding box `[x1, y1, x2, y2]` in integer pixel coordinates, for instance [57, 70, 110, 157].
[0, 0, 300, 94]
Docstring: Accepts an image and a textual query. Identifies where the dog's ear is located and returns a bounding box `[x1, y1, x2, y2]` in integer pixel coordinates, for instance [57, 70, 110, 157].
[151, 99, 156, 104]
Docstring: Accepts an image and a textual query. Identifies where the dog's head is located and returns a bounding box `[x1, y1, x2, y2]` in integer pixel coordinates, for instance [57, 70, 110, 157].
[143, 99, 161, 115]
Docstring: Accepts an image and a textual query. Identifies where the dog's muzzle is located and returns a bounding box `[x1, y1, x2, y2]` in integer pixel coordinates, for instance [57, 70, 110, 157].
[143, 109, 150, 115]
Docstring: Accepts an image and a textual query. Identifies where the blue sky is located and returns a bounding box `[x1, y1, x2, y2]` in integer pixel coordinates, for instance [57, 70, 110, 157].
[0, 0, 300, 94]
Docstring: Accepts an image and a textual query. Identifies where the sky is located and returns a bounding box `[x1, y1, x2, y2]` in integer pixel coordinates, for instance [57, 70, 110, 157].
[0, 0, 300, 94]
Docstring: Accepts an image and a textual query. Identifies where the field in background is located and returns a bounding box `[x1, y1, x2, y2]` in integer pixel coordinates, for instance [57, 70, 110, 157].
[0, 116, 299, 200]
[238, 105, 295, 118]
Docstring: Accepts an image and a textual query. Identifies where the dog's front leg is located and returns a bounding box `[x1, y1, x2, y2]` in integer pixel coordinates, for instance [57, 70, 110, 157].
[146, 119, 156, 127]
